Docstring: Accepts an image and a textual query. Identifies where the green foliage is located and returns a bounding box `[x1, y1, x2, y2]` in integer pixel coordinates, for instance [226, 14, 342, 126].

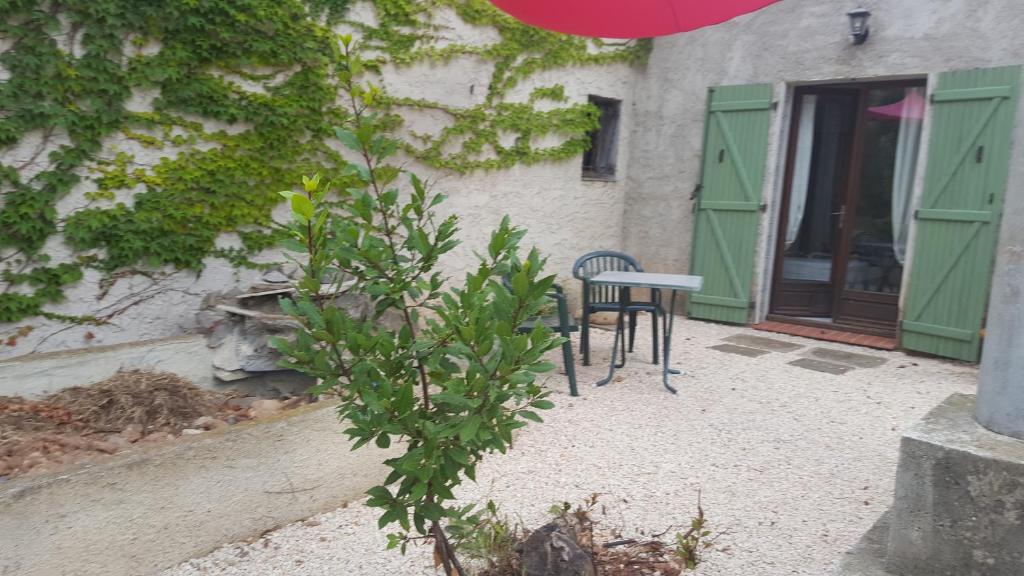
[272, 42, 562, 574]
[446, 500, 523, 573]
[0, 0, 649, 328]
[673, 500, 715, 571]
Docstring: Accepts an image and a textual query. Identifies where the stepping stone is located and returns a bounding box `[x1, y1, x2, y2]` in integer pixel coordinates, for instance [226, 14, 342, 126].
[802, 347, 887, 369]
[723, 334, 804, 353]
[787, 358, 855, 375]
[708, 343, 771, 358]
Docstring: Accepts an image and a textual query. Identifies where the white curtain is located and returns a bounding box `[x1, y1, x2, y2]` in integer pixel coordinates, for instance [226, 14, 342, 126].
[891, 88, 925, 264]
[786, 95, 818, 248]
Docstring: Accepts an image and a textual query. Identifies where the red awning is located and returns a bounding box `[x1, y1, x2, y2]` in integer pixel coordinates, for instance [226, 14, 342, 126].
[488, 0, 783, 39]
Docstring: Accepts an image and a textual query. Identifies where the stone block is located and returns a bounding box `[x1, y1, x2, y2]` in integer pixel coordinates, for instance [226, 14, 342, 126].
[708, 343, 771, 357]
[0, 401, 398, 576]
[886, 393, 1024, 576]
[722, 334, 804, 352]
[787, 357, 855, 375]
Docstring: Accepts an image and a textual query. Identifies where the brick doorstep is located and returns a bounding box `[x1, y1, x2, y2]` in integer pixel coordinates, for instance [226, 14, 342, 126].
[752, 321, 897, 351]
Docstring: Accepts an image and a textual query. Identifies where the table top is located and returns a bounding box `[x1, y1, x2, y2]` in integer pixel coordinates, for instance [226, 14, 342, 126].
[589, 271, 703, 292]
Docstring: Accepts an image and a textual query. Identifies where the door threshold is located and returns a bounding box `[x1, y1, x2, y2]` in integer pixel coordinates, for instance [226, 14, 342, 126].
[753, 319, 898, 350]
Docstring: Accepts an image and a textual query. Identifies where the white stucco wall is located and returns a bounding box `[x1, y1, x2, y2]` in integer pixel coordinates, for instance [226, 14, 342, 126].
[10, 0, 1024, 365]
[623, 0, 1024, 321]
[0, 7, 641, 361]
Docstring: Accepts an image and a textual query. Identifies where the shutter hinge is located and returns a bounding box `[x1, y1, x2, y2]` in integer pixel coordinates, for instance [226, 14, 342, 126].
[690, 183, 703, 200]
[748, 300, 756, 310]
[771, 100, 779, 110]
[759, 203, 768, 213]
[914, 208, 920, 219]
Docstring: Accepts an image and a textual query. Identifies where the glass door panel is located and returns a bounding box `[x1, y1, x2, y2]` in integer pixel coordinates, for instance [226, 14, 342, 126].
[772, 91, 856, 318]
[835, 86, 924, 330]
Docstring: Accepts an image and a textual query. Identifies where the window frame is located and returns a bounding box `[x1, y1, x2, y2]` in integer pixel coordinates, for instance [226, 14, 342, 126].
[582, 95, 622, 181]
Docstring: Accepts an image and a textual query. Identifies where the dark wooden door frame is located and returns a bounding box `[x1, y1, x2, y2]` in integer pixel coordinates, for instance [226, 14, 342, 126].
[769, 86, 859, 318]
[769, 78, 927, 336]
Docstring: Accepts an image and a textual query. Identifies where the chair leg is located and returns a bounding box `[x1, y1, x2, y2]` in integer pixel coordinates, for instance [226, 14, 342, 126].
[562, 339, 578, 397]
[628, 311, 638, 353]
[581, 308, 591, 366]
[652, 310, 660, 365]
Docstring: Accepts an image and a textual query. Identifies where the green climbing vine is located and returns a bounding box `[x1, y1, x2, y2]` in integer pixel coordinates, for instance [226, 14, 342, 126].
[0, 0, 649, 336]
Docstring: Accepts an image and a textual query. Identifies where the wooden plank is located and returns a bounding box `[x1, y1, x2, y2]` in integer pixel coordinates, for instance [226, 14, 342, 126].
[707, 209, 745, 300]
[713, 111, 757, 202]
[687, 83, 773, 325]
[907, 221, 983, 322]
[699, 201, 761, 212]
[901, 65, 1021, 362]
[916, 209, 992, 223]
[923, 97, 1003, 210]
[901, 320, 975, 342]
[690, 294, 748, 309]
[932, 85, 1012, 102]
[709, 99, 773, 112]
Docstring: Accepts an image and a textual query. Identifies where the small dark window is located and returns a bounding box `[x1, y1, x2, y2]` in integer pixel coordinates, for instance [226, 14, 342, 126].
[582, 96, 621, 180]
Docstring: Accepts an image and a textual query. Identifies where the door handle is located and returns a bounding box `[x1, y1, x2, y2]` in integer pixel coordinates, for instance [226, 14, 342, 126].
[831, 206, 846, 229]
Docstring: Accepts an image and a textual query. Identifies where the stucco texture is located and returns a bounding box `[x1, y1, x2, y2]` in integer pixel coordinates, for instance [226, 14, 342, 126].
[0, 9, 640, 360]
[622, 0, 1024, 320]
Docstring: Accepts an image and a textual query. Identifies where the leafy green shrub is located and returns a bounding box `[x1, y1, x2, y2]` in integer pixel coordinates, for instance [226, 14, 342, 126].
[272, 39, 562, 575]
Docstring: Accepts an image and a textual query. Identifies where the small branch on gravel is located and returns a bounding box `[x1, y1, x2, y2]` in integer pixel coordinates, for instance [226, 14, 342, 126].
[263, 485, 323, 495]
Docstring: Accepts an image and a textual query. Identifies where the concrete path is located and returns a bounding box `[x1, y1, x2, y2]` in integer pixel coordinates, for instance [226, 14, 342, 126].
[164, 317, 977, 576]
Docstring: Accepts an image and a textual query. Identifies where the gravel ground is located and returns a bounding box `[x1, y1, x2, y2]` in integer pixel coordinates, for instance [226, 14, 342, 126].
[164, 317, 977, 576]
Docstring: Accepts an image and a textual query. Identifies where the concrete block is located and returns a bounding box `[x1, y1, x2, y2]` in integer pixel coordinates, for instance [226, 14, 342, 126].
[801, 348, 887, 369]
[886, 393, 1024, 576]
[0, 401, 398, 576]
[787, 357, 855, 375]
[0, 335, 214, 398]
[708, 343, 771, 357]
[722, 334, 803, 352]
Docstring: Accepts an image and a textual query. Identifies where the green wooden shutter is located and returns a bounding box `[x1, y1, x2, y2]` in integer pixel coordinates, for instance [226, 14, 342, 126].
[687, 84, 773, 323]
[901, 66, 1021, 362]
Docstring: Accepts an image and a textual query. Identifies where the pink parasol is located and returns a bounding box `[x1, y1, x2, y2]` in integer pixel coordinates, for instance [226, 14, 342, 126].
[867, 90, 927, 121]
[488, 0, 783, 39]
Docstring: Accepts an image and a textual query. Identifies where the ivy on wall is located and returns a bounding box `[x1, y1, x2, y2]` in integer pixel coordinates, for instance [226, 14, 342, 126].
[0, 0, 649, 332]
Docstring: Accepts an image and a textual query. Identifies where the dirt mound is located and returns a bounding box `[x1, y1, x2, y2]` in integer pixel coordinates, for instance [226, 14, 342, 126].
[46, 370, 224, 432]
[1, 370, 311, 480]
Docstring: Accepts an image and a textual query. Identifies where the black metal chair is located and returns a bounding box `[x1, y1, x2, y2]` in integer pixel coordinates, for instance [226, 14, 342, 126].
[572, 251, 662, 367]
[504, 279, 579, 396]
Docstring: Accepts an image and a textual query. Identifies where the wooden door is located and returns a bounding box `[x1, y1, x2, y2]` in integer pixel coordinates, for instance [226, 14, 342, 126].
[833, 83, 926, 334]
[770, 89, 857, 318]
[901, 66, 1021, 361]
[770, 81, 926, 337]
[688, 84, 774, 324]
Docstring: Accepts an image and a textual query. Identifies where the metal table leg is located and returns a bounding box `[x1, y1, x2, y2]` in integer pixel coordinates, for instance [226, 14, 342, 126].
[662, 290, 682, 394]
[597, 287, 630, 387]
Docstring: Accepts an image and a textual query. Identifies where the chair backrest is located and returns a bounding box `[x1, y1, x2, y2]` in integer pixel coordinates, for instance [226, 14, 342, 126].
[571, 250, 643, 305]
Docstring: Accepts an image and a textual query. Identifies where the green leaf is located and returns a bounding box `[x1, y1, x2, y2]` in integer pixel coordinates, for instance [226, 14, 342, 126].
[409, 481, 428, 502]
[421, 502, 444, 521]
[518, 410, 543, 423]
[530, 399, 555, 410]
[432, 391, 471, 408]
[335, 127, 362, 152]
[511, 272, 528, 298]
[526, 361, 556, 373]
[459, 415, 481, 442]
[290, 194, 315, 221]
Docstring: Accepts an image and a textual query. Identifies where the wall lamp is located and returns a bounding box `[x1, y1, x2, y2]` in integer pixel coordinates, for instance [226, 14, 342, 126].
[847, 7, 871, 45]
